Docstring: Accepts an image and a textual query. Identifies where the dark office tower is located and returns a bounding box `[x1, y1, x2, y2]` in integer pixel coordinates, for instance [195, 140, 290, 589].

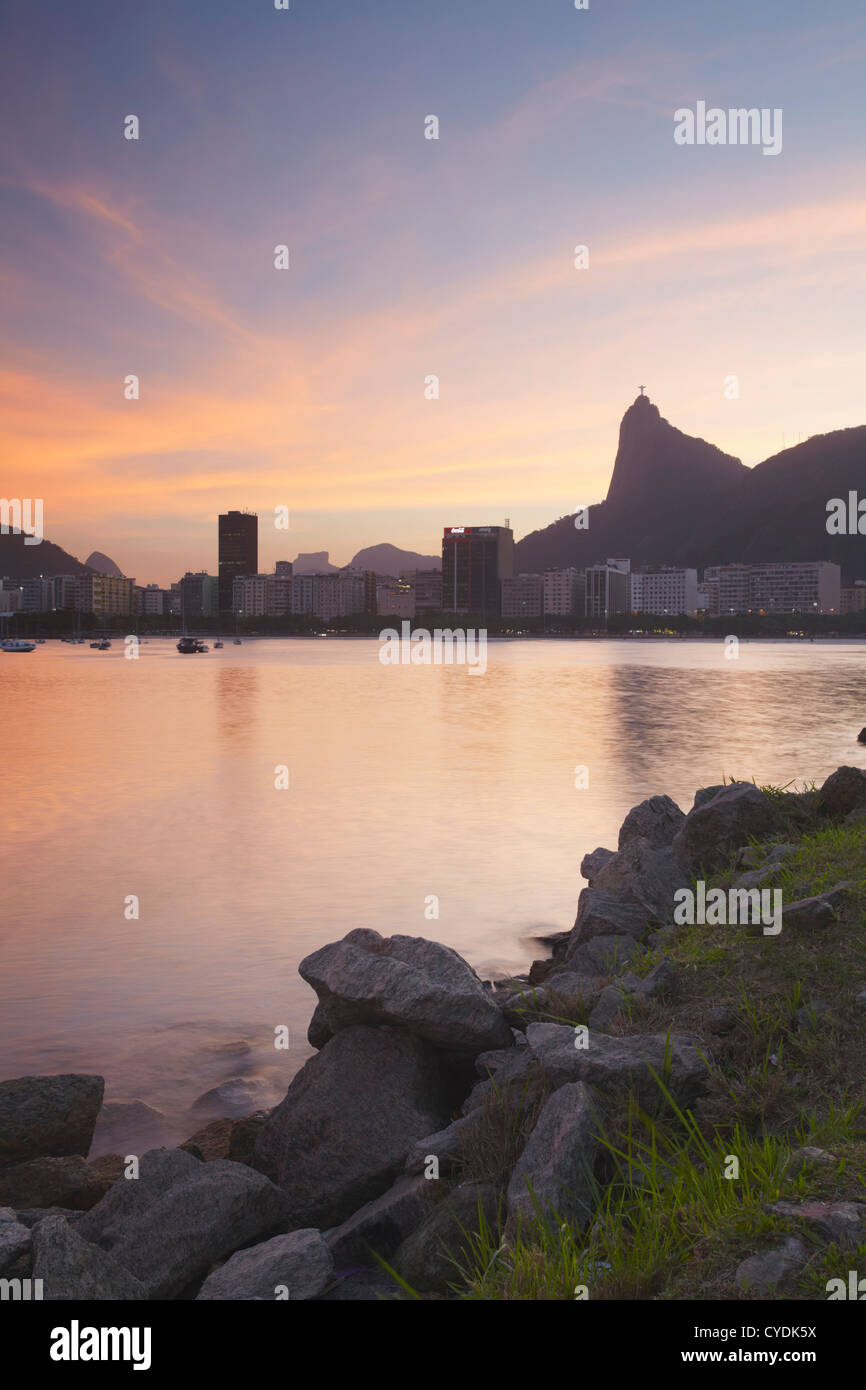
[218, 511, 258, 611]
[441, 525, 514, 618]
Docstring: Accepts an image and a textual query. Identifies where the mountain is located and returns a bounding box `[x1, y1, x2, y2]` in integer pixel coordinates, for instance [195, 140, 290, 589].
[291, 551, 341, 574]
[0, 530, 94, 581]
[348, 543, 441, 576]
[514, 395, 866, 581]
[85, 550, 124, 576]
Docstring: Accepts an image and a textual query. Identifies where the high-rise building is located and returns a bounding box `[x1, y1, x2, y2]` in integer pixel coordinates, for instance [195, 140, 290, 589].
[75, 574, 136, 616]
[841, 581, 866, 613]
[274, 560, 293, 579]
[402, 569, 443, 613]
[703, 562, 840, 615]
[441, 525, 514, 617]
[501, 574, 543, 618]
[585, 559, 631, 618]
[142, 584, 171, 615]
[218, 511, 258, 611]
[631, 566, 698, 616]
[544, 567, 586, 616]
[179, 571, 219, 618]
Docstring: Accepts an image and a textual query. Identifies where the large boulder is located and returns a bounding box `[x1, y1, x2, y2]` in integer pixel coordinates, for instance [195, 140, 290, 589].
[525, 1024, 709, 1110]
[0, 1155, 112, 1211]
[579, 847, 615, 884]
[569, 889, 648, 945]
[326, 1175, 430, 1266]
[76, 1147, 291, 1300]
[404, 1111, 487, 1177]
[393, 1182, 502, 1293]
[618, 794, 685, 849]
[0, 1075, 104, 1167]
[506, 1083, 600, 1236]
[0, 1208, 31, 1275]
[32, 1215, 148, 1300]
[252, 1026, 461, 1229]
[299, 929, 512, 1053]
[197, 1228, 333, 1301]
[592, 838, 687, 923]
[672, 784, 782, 875]
[563, 934, 639, 975]
[818, 766, 866, 817]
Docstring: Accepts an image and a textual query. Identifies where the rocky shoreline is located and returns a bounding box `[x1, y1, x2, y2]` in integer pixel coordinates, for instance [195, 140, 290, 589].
[2, 765, 865, 1301]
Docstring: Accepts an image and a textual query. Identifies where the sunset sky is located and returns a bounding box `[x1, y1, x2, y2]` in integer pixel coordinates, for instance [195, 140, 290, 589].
[1, 0, 864, 585]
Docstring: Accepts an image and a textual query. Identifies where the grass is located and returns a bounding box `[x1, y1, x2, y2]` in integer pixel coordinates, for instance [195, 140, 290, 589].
[386, 812, 866, 1300]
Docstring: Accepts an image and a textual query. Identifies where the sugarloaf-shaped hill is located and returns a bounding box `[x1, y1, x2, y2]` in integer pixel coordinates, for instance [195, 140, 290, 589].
[514, 395, 866, 582]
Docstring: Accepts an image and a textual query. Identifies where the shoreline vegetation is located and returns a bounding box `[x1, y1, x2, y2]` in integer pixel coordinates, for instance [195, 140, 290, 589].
[8, 609, 866, 643]
[1, 768, 864, 1301]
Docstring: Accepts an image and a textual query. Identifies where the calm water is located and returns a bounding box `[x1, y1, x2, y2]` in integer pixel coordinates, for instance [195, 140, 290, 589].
[1, 637, 864, 1152]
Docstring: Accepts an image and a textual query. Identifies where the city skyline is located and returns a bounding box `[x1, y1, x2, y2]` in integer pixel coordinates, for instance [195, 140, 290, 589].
[2, 0, 865, 586]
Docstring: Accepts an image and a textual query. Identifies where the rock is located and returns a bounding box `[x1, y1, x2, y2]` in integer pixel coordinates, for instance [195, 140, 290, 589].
[320, 1268, 402, 1301]
[506, 1083, 600, 1236]
[88, 1153, 126, 1186]
[768, 843, 797, 863]
[33, 1216, 148, 1300]
[618, 794, 685, 850]
[461, 1048, 537, 1113]
[542, 972, 606, 1017]
[307, 1002, 333, 1050]
[77, 1147, 291, 1300]
[569, 889, 648, 945]
[818, 765, 866, 816]
[0, 1155, 113, 1211]
[580, 847, 615, 883]
[181, 1115, 264, 1164]
[90, 1099, 169, 1159]
[326, 1175, 430, 1266]
[707, 1006, 737, 1035]
[527, 958, 556, 986]
[564, 934, 639, 975]
[735, 1237, 806, 1292]
[635, 958, 680, 1000]
[592, 839, 687, 923]
[764, 1200, 866, 1249]
[646, 925, 677, 950]
[404, 1112, 486, 1176]
[795, 1000, 829, 1032]
[734, 845, 764, 870]
[587, 985, 628, 1032]
[13, 1207, 86, 1229]
[190, 1077, 271, 1120]
[782, 895, 838, 931]
[739, 864, 783, 890]
[858, 729, 866, 745]
[692, 783, 732, 809]
[854, 989, 866, 1012]
[299, 929, 512, 1053]
[0, 1208, 31, 1274]
[785, 1147, 837, 1175]
[673, 784, 782, 875]
[525, 1024, 709, 1110]
[197, 1227, 333, 1301]
[252, 1026, 460, 1230]
[0, 1075, 104, 1168]
[393, 1183, 502, 1293]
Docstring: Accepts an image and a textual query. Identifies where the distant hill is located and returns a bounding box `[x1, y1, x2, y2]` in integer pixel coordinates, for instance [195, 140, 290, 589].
[85, 550, 124, 576]
[291, 551, 341, 574]
[348, 543, 441, 576]
[515, 395, 866, 581]
[0, 530, 93, 581]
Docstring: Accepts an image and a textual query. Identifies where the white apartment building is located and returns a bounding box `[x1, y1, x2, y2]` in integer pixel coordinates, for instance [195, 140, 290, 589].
[703, 562, 840, 615]
[630, 567, 698, 616]
[544, 567, 586, 616]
